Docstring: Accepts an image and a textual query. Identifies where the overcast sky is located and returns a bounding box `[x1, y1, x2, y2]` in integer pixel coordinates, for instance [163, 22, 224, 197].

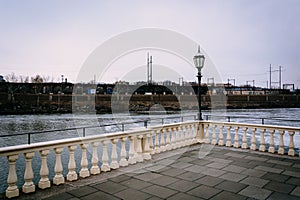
[0, 0, 299, 88]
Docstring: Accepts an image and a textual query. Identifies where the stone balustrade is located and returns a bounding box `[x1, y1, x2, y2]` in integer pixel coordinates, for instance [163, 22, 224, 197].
[201, 121, 300, 157]
[0, 120, 299, 198]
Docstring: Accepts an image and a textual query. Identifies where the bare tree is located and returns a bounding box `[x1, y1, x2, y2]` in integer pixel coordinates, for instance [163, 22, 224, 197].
[42, 75, 50, 83]
[31, 75, 43, 83]
[5, 72, 18, 82]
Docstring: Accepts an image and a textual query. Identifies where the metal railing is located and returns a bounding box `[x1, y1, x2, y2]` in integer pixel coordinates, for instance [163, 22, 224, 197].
[0, 114, 197, 145]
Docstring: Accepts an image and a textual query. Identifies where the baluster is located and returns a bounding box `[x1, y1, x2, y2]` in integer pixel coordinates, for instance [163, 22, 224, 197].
[278, 130, 285, 155]
[233, 126, 240, 148]
[171, 127, 177, 149]
[23, 152, 35, 193]
[288, 131, 295, 156]
[110, 139, 119, 169]
[128, 136, 137, 164]
[268, 129, 275, 153]
[39, 150, 50, 189]
[174, 127, 180, 149]
[6, 155, 19, 198]
[136, 135, 144, 162]
[90, 142, 100, 175]
[241, 127, 248, 149]
[155, 130, 161, 153]
[192, 124, 198, 144]
[101, 140, 111, 171]
[250, 128, 257, 150]
[185, 125, 191, 145]
[149, 131, 155, 154]
[142, 133, 151, 160]
[211, 124, 217, 145]
[226, 126, 232, 147]
[179, 126, 184, 147]
[79, 143, 90, 178]
[161, 128, 166, 152]
[67, 145, 78, 181]
[204, 124, 210, 144]
[119, 137, 129, 167]
[218, 125, 224, 146]
[259, 129, 266, 152]
[53, 147, 65, 185]
[188, 124, 193, 145]
[165, 128, 171, 151]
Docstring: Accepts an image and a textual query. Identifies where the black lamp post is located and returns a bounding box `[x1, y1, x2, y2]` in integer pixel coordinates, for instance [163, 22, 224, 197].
[193, 46, 205, 120]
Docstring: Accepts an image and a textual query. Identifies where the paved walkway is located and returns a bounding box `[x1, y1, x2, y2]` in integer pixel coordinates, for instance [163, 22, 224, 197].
[12, 144, 300, 199]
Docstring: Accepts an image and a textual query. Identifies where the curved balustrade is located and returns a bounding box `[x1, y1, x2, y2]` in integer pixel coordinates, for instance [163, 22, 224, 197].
[0, 120, 299, 198]
[0, 121, 198, 198]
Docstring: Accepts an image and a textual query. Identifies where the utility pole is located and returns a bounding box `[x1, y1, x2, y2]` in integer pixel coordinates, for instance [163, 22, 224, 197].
[279, 66, 282, 89]
[227, 78, 236, 87]
[269, 64, 272, 89]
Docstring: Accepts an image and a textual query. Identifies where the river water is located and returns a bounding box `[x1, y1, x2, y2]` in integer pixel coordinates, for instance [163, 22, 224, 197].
[0, 108, 299, 193]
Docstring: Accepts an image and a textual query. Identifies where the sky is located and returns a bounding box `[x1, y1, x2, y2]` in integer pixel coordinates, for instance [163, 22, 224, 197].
[0, 0, 299, 88]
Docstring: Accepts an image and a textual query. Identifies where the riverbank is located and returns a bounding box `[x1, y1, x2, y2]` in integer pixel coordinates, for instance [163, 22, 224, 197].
[0, 93, 300, 115]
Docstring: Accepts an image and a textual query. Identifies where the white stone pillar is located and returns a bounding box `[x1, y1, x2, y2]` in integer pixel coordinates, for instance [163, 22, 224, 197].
[136, 135, 144, 162]
[218, 125, 224, 146]
[211, 124, 217, 145]
[241, 127, 248, 149]
[165, 128, 171, 151]
[119, 137, 129, 167]
[101, 140, 111, 172]
[6, 155, 19, 198]
[268, 129, 275, 153]
[79, 143, 90, 178]
[288, 131, 295, 156]
[233, 126, 240, 148]
[250, 128, 257, 150]
[226, 126, 232, 147]
[22, 152, 35, 193]
[39, 150, 51, 189]
[259, 129, 266, 152]
[154, 130, 161, 153]
[90, 142, 100, 175]
[128, 136, 137, 164]
[204, 124, 210, 144]
[67, 145, 78, 181]
[110, 139, 119, 169]
[53, 147, 65, 185]
[278, 130, 285, 155]
[142, 133, 151, 160]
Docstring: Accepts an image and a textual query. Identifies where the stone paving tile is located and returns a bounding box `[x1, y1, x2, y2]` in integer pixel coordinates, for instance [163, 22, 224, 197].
[43, 192, 74, 200]
[149, 175, 179, 186]
[167, 192, 204, 200]
[249, 160, 274, 168]
[147, 197, 163, 200]
[177, 156, 196, 163]
[120, 178, 153, 190]
[268, 192, 300, 200]
[241, 168, 267, 178]
[267, 159, 293, 166]
[81, 191, 120, 200]
[145, 164, 169, 172]
[219, 172, 247, 182]
[293, 163, 300, 168]
[170, 161, 193, 169]
[68, 198, 80, 200]
[166, 179, 198, 192]
[92, 180, 127, 194]
[135, 172, 163, 181]
[160, 167, 186, 176]
[155, 159, 176, 166]
[225, 152, 247, 158]
[283, 170, 300, 178]
[240, 177, 269, 188]
[210, 190, 247, 200]
[195, 175, 224, 187]
[215, 180, 247, 193]
[67, 186, 98, 198]
[291, 187, 300, 197]
[201, 168, 227, 177]
[177, 171, 205, 181]
[286, 177, 300, 186]
[223, 164, 247, 173]
[244, 155, 268, 162]
[114, 188, 151, 200]
[142, 185, 178, 199]
[261, 172, 290, 183]
[189, 159, 212, 166]
[206, 161, 228, 169]
[108, 174, 132, 183]
[238, 186, 272, 200]
[264, 181, 296, 194]
[254, 165, 283, 174]
[205, 157, 233, 164]
[187, 185, 222, 199]
[185, 164, 207, 173]
[230, 161, 257, 169]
